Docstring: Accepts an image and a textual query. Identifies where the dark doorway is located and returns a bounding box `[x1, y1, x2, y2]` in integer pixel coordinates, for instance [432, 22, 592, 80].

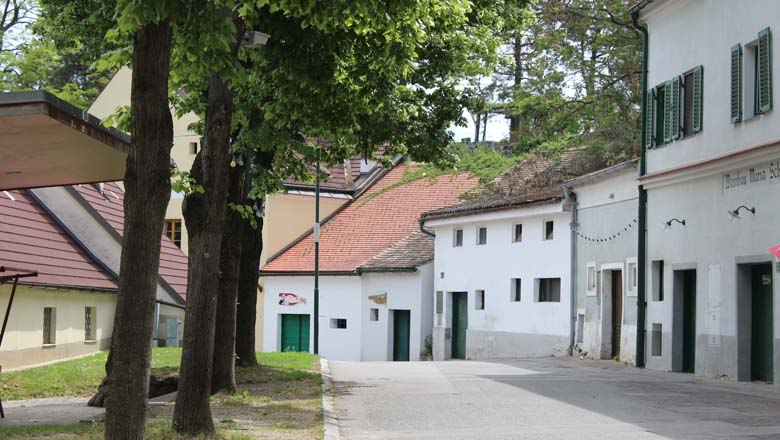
[751, 264, 774, 382]
[451, 292, 468, 359]
[393, 310, 411, 362]
[281, 314, 310, 352]
[682, 270, 697, 373]
[611, 271, 623, 358]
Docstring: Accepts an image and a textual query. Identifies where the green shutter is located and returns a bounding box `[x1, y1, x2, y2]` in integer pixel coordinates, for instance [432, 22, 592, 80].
[692, 66, 703, 133]
[670, 76, 681, 140]
[731, 44, 743, 122]
[663, 80, 673, 143]
[645, 89, 655, 148]
[757, 27, 772, 114]
[435, 291, 443, 314]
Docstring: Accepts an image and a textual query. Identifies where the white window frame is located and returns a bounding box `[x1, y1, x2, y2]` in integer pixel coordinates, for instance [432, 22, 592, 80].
[512, 223, 523, 243]
[627, 258, 638, 297]
[475, 290, 485, 310]
[85, 306, 97, 342]
[476, 226, 487, 246]
[453, 228, 464, 247]
[543, 219, 554, 241]
[586, 262, 597, 296]
[43, 307, 56, 346]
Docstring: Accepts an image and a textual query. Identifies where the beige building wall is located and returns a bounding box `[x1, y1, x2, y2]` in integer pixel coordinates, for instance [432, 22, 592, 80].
[0, 286, 116, 370]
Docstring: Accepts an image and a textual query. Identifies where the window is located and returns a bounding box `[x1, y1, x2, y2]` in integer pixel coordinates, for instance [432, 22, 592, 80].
[653, 83, 666, 146]
[682, 67, 703, 137]
[537, 278, 561, 302]
[757, 27, 773, 115]
[163, 219, 182, 248]
[733, 28, 773, 123]
[85, 306, 97, 341]
[43, 307, 56, 345]
[731, 43, 744, 122]
[627, 261, 638, 297]
[652, 260, 665, 302]
[511, 279, 522, 302]
[476, 227, 487, 245]
[330, 318, 347, 329]
[652, 323, 663, 356]
[435, 291, 443, 314]
[189, 142, 199, 154]
[663, 77, 681, 143]
[544, 220, 554, 241]
[576, 313, 585, 344]
[475, 290, 485, 310]
[586, 263, 597, 295]
[512, 223, 523, 243]
[453, 228, 463, 247]
[369, 308, 379, 322]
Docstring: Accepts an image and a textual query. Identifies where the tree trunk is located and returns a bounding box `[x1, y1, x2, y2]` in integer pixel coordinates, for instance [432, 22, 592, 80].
[172, 9, 244, 436]
[210, 162, 245, 394]
[473, 111, 481, 142]
[104, 21, 173, 440]
[509, 35, 523, 143]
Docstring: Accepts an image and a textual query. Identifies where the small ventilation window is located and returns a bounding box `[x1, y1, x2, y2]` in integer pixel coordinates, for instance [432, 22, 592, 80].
[330, 318, 347, 329]
[369, 309, 379, 322]
[477, 227, 487, 245]
[513, 224, 523, 243]
[544, 220, 554, 240]
[652, 323, 663, 356]
[475, 290, 485, 310]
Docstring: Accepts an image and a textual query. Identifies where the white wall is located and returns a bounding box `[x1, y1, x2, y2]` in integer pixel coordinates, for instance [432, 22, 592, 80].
[428, 202, 572, 358]
[644, 0, 780, 174]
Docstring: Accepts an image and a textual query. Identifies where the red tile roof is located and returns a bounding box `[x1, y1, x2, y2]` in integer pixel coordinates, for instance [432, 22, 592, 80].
[262, 164, 479, 273]
[72, 183, 188, 298]
[283, 158, 380, 192]
[0, 189, 117, 290]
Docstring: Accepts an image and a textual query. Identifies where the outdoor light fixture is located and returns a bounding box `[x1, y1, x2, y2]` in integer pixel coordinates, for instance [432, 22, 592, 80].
[240, 31, 270, 48]
[665, 218, 686, 228]
[728, 205, 756, 219]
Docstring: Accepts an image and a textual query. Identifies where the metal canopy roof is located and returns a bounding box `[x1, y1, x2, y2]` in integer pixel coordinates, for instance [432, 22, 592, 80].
[0, 91, 129, 191]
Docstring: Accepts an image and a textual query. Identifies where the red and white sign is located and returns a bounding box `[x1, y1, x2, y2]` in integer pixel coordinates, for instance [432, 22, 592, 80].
[770, 244, 780, 261]
[278, 292, 307, 306]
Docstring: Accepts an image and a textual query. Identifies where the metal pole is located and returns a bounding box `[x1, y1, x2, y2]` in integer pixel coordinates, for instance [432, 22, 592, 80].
[0, 276, 20, 348]
[313, 139, 321, 355]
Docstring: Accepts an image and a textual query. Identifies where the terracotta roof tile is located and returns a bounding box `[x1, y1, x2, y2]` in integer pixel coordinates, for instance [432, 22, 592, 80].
[0, 190, 117, 290]
[72, 183, 189, 298]
[359, 231, 434, 271]
[263, 164, 478, 273]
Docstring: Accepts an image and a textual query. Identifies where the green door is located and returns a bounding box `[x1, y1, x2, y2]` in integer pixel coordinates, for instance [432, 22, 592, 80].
[165, 318, 178, 347]
[752, 264, 774, 382]
[393, 310, 411, 362]
[281, 314, 310, 352]
[682, 270, 697, 374]
[451, 292, 467, 359]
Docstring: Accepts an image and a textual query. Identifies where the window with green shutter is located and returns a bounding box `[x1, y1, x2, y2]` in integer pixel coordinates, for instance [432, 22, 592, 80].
[757, 27, 772, 114]
[663, 80, 673, 143]
[655, 83, 666, 146]
[670, 76, 681, 140]
[731, 44, 743, 123]
[691, 66, 703, 133]
[683, 66, 703, 137]
[645, 89, 655, 148]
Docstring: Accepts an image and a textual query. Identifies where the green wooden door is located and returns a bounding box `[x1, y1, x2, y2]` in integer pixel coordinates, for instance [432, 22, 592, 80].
[281, 314, 310, 352]
[165, 318, 178, 347]
[451, 292, 467, 359]
[393, 310, 411, 362]
[752, 264, 774, 382]
[682, 271, 697, 374]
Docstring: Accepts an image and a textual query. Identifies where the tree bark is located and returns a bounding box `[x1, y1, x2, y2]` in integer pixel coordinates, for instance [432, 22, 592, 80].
[104, 21, 173, 440]
[509, 35, 523, 143]
[172, 9, 244, 435]
[210, 162, 245, 394]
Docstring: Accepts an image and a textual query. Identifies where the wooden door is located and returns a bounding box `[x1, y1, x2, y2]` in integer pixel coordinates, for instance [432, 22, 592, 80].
[682, 271, 697, 373]
[611, 271, 623, 358]
[281, 314, 310, 352]
[751, 264, 773, 382]
[451, 293, 467, 359]
[393, 310, 411, 362]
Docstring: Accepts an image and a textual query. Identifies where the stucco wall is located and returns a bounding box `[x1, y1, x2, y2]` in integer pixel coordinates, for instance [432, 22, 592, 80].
[0, 286, 116, 369]
[428, 203, 572, 359]
[644, 0, 780, 174]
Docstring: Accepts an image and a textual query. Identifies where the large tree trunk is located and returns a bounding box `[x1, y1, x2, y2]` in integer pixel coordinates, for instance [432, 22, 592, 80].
[172, 10, 244, 435]
[104, 21, 173, 440]
[234, 199, 263, 366]
[210, 163, 245, 394]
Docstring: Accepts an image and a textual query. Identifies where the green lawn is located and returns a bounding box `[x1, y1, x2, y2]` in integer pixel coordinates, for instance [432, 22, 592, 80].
[0, 348, 181, 401]
[0, 421, 253, 440]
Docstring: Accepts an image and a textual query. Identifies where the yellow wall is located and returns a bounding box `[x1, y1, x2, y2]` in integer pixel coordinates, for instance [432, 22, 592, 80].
[0, 285, 117, 370]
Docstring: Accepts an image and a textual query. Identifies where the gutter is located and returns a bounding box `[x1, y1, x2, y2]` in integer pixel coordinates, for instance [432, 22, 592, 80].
[418, 218, 435, 237]
[632, 10, 649, 369]
[156, 298, 186, 310]
[563, 186, 577, 356]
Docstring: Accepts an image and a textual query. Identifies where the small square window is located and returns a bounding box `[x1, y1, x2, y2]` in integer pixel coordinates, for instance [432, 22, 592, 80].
[586, 264, 597, 294]
[652, 260, 665, 302]
[513, 224, 523, 243]
[85, 306, 97, 341]
[330, 318, 347, 329]
[189, 142, 199, 154]
[475, 290, 485, 310]
[511, 279, 521, 302]
[477, 227, 487, 245]
[537, 278, 561, 302]
[544, 220, 554, 240]
[43, 307, 56, 345]
[453, 229, 463, 247]
[163, 219, 182, 248]
[369, 308, 379, 321]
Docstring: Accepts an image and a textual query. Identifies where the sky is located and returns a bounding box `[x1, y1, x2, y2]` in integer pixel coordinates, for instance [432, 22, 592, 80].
[449, 109, 510, 143]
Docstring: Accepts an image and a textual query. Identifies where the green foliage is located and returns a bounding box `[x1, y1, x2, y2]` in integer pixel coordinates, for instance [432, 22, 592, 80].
[171, 169, 205, 196]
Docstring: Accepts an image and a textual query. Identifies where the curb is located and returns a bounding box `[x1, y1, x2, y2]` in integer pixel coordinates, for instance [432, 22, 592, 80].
[320, 358, 342, 440]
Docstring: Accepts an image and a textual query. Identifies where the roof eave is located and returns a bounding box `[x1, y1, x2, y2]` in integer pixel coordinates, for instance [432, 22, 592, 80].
[420, 196, 563, 222]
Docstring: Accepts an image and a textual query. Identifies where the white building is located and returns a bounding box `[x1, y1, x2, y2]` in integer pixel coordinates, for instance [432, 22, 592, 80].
[260, 164, 477, 361]
[634, 0, 780, 382]
[421, 188, 573, 360]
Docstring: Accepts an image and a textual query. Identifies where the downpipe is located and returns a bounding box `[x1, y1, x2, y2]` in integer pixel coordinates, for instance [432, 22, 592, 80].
[564, 187, 577, 356]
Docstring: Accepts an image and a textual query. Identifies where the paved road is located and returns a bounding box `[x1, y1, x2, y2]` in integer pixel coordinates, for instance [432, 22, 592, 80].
[330, 357, 780, 440]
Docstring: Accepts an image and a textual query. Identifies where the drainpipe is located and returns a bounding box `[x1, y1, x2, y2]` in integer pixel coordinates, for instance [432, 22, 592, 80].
[632, 10, 649, 369]
[564, 186, 577, 356]
[419, 219, 435, 237]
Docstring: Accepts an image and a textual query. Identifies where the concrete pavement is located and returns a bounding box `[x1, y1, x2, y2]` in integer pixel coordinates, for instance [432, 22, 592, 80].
[329, 357, 780, 439]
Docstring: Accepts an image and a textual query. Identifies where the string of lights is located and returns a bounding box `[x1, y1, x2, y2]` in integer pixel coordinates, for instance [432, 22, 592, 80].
[570, 218, 637, 243]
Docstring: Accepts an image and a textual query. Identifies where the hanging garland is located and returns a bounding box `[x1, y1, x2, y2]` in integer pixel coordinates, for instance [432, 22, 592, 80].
[570, 218, 637, 243]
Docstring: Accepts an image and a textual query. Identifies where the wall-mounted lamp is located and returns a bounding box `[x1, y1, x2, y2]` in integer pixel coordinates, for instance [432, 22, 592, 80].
[728, 205, 756, 219]
[665, 218, 686, 228]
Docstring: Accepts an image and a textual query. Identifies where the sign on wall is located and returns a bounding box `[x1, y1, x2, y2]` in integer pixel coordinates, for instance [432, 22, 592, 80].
[722, 158, 780, 192]
[278, 292, 307, 306]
